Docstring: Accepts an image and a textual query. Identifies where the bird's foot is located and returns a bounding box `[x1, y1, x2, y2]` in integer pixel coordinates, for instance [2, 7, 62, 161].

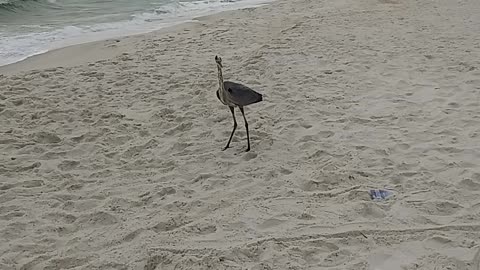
[222, 146, 229, 151]
[245, 147, 250, 152]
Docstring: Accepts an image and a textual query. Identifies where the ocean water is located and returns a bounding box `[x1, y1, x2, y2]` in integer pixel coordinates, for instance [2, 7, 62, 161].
[0, 0, 271, 66]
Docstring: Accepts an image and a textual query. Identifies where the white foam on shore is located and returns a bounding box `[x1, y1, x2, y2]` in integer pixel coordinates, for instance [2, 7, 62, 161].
[0, 0, 273, 67]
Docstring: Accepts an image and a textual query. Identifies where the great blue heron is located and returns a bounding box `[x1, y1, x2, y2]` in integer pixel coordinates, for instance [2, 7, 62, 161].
[215, 55, 263, 152]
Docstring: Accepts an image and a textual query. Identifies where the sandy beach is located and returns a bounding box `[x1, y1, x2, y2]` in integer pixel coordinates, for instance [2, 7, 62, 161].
[1, 0, 480, 269]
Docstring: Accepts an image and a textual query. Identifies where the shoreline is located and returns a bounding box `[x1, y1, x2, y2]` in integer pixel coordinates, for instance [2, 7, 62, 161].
[0, 0, 274, 75]
[0, 21, 197, 75]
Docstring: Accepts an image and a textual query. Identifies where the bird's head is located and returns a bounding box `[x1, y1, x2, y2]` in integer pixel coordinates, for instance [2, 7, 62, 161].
[215, 55, 223, 68]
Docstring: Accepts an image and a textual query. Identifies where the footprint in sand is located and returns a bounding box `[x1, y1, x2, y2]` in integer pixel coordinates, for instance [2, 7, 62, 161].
[321, 249, 353, 267]
[279, 167, 293, 175]
[305, 239, 340, 252]
[122, 139, 159, 159]
[66, 199, 100, 212]
[1, 222, 28, 241]
[257, 218, 286, 230]
[21, 179, 44, 188]
[144, 255, 169, 270]
[123, 228, 145, 242]
[423, 235, 453, 249]
[356, 203, 387, 219]
[243, 152, 257, 161]
[0, 211, 26, 221]
[44, 257, 91, 270]
[457, 178, 480, 191]
[0, 183, 15, 190]
[157, 187, 177, 197]
[76, 211, 118, 227]
[302, 180, 329, 192]
[296, 131, 334, 145]
[296, 135, 318, 144]
[57, 160, 80, 171]
[16, 162, 41, 172]
[414, 201, 463, 216]
[33, 131, 61, 144]
[184, 223, 217, 235]
[151, 215, 191, 233]
[41, 151, 67, 160]
[394, 143, 411, 151]
[42, 212, 78, 224]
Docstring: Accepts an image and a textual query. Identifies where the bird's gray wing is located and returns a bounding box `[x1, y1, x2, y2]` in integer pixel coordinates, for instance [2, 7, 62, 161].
[224, 81, 263, 106]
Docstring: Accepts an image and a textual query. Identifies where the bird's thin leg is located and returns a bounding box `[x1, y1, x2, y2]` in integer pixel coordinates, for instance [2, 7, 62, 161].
[239, 107, 250, 152]
[223, 106, 237, 150]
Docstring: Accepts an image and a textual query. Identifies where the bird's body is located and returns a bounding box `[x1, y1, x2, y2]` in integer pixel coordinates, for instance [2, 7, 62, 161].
[214, 56, 263, 152]
[216, 81, 263, 107]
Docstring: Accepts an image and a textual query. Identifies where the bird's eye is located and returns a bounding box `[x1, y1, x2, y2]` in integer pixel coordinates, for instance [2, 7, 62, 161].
[227, 88, 232, 93]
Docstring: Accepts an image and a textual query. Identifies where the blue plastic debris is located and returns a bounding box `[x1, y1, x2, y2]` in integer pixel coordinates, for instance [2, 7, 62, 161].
[369, 189, 394, 200]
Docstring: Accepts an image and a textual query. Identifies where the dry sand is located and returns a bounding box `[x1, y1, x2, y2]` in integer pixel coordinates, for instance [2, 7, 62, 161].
[1, 0, 480, 269]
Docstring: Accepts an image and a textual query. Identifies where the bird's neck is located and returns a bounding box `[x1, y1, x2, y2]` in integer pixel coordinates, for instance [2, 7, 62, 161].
[217, 66, 225, 91]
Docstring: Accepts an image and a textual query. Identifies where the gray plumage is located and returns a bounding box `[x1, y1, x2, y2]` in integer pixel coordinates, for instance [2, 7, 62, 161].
[214, 55, 263, 152]
[217, 81, 263, 107]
